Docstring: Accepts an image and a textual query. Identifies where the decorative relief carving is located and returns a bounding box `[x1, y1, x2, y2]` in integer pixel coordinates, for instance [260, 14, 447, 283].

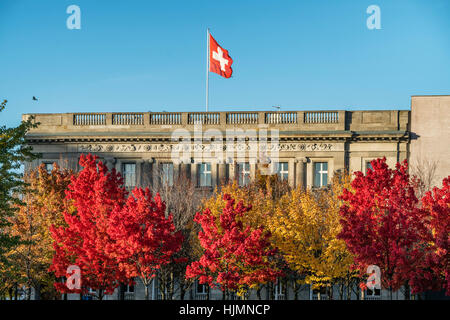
[78, 143, 335, 153]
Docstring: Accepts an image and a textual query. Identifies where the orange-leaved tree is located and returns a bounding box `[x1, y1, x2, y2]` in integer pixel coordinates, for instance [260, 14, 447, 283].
[7, 162, 73, 299]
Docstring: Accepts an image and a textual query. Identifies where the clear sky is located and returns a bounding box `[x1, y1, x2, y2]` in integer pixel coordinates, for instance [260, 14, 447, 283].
[1, 0, 449, 127]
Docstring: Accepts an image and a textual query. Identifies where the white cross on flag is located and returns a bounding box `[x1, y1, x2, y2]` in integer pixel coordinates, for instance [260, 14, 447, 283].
[209, 33, 233, 78]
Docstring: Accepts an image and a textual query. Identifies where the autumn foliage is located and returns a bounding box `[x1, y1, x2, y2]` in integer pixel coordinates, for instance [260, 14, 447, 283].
[107, 187, 184, 299]
[411, 176, 450, 295]
[49, 154, 183, 299]
[50, 154, 129, 298]
[1, 151, 446, 300]
[338, 158, 431, 294]
[6, 163, 72, 299]
[269, 173, 355, 295]
[186, 194, 282, 297]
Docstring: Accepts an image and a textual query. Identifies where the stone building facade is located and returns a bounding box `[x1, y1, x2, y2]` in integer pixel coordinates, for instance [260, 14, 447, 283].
[23, 109, 410, 190]
[22, 95, 449, 300]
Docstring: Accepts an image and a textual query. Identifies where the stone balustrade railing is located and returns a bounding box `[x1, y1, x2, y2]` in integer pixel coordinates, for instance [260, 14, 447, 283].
[23, 109, 410, 133]
[69, 111, 339, 126]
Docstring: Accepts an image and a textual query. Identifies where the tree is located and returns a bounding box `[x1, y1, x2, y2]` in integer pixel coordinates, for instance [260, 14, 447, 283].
[106, 187, 183, 300]
[410, 158, 438, 200]
[268, 172, 355, 300]
[50, 154, 128, 299]
[0, 99, 39, 265]
[154, 169, 204, 300]
[338, 158, 430, 299]
[411, 176, 450, 296]
[201, 170, 291, 299]
[186, 194, 282, 299]
[6, 163, 73, 300]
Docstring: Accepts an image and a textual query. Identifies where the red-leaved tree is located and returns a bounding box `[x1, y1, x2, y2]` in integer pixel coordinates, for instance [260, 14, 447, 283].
[106, 187, 184, 300]
[186, 194, 282, 299]
[410, 176, 450, 296]
[50, 154, 128, 299]
[338, 158, 431, 299]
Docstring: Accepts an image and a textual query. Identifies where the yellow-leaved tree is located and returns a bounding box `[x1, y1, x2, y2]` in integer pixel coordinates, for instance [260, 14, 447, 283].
[5, 163, 73, 300]
[268, 171, 357, 300]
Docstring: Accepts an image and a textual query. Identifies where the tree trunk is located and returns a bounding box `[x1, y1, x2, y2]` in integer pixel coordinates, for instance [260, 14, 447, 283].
[328, 286, 332, 300]
[346, 278, 351, 300]
[256, 286, 262, 300]
[169, 272, 174, 300]
[34, 283, 41, 300]
[119, 284, 124, 300]
[98, 289, 104, 301]
[180, 281, 186, 301]
[145, 284, 149, 300]
[293, 282, 299, 300]
[339, 281, 344, 300]
[404, 282, 411, 300]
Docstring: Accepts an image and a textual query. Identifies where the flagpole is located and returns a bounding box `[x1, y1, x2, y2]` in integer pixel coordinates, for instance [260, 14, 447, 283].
[206, 28, 210, 112]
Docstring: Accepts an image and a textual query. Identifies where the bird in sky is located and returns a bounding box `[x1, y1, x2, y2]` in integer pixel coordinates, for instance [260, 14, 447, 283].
[32, 96, 38, 101]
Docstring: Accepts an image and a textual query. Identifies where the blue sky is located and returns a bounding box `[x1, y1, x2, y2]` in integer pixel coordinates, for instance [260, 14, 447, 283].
[1, 0, 449, 127]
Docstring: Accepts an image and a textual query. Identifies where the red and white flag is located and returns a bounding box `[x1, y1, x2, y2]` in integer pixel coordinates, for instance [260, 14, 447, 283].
[209, 33, 233, 78]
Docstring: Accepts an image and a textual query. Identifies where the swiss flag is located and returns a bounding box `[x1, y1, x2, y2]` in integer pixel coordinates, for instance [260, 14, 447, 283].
[209, 33, 233, 78]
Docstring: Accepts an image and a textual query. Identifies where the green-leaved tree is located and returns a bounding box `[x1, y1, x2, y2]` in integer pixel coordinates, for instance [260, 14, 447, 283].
[0, 99, 39, 264]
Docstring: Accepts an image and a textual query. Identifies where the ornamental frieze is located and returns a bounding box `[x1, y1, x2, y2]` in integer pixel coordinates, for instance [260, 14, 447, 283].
[78, 142, 336, 153]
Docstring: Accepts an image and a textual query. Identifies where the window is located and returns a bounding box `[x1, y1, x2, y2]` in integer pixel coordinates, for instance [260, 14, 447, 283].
[276, 162, 289, 181]
[366, 288, 381, 296]
[275, 279, 285, 300]
[196, 281, 207, 294]
[237, 162, 250, 186]
[198, 163, 211, 187]
[365, 161, 373, 174]
[124, 283, 135, 293]
[160, 163, 174, 186]
[44, 162, 53, 173]
[365, 287, 381, 300]
[313, 162, 328, 187]
[82, 287, 95, 300]
[122, 163, 136, 189]
[312, 286, 328, 300]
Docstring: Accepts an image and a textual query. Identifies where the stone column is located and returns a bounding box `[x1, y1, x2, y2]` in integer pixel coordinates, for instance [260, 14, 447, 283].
[105, 158, 116, 171]
[250, 162, 256, 181]
[218, 162, 227, 185]
[211, 161, 218, 187]
[115, 159, 123, 174]
[191, 159, 198, 186]
[288, 159, 295, 188]
[141, 158, 153, 188]
[295, 157, 307, 189]
[228, 160, 236, 182]
[152, 158, 159, 191]
[136, 159, 144, 187]
[180, 162, 190, 180]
